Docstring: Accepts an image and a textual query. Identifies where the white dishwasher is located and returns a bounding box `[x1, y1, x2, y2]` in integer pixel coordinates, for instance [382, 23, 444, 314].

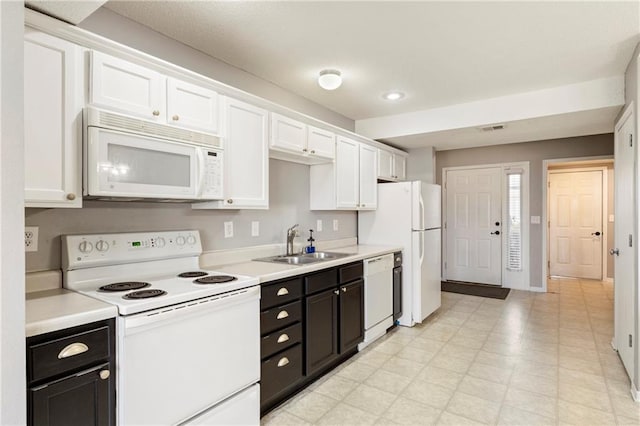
[359, 253, 395, 350]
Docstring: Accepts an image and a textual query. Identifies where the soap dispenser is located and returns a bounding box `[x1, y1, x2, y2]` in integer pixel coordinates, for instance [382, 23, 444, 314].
[305, 229, 316, 253]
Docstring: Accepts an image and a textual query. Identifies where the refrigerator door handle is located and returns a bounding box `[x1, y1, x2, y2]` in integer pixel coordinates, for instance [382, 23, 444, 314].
[419, 231, 425, 266]
[419, 196, 425, 230]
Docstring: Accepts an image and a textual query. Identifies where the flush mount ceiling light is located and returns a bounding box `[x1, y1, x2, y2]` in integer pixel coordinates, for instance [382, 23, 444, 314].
[318, 69, 342, 90]
[383, 91, 405, 101]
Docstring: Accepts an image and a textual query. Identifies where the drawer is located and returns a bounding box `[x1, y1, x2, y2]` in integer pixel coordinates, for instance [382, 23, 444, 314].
[261, 322, 302, 360]
[260, 344, 303, 405]
[261, 278, 303, 310]
[261, 300, 302, 335]
[339, 261, 363, 284]
[304, 268, 338, 295]
[28, 326, 111, 383]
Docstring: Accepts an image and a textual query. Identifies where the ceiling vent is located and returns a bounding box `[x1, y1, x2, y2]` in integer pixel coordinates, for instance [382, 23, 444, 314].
[479, 124, 506, 132]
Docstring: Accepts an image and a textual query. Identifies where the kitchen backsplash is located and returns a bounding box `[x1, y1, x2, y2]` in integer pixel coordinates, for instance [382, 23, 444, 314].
[25, 159, 357, 272]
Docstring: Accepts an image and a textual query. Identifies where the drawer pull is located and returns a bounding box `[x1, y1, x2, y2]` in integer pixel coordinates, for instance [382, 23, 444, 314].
[58, 343, 89, 359]
[341, 287, 347, 292]
[99, 370, 110, 380]
[276, 310, 289, 320]
[277, 333, 290, 343]
[276, 287, 289, 296]
[277, 357, 290, 367]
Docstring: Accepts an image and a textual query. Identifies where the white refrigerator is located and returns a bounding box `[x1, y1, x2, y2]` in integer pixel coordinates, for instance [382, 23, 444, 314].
[358, 181, 441, 327]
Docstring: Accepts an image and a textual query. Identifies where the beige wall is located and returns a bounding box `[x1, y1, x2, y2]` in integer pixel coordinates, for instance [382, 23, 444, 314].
[436, 133, 614, 288]
[25, 160, 357, 272]
[79, 8, 355, 132]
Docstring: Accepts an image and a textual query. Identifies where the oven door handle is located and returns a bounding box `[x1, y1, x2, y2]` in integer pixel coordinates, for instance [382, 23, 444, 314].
[123, 286, 260, 334]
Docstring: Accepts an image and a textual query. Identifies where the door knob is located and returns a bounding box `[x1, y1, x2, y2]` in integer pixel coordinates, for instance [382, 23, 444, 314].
[591, 231, 601, 236]
[610, 248, 620, 256]
[490, 231, 500, 235]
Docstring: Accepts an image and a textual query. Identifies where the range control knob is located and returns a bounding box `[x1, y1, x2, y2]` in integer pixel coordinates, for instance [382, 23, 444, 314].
[78, 241, 93, 254]
[176, 236, 186, 246]
[186, 235, 196, 245]
[95, 240, 110, 252]
[156, 237, 166, 248]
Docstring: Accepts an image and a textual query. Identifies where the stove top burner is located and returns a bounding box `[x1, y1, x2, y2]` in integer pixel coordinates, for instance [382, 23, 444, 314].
[193, 275, 237, 285]
[100, 282, 150, 292]
[178, 271, 209, 278]
[123, 289, 167, 299]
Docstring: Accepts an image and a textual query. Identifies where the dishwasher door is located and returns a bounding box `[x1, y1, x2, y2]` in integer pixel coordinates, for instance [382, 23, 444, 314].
[364, 254, 394, 330]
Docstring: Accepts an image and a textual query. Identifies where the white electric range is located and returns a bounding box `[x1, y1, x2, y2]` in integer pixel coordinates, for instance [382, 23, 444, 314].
[62, 230, 261, 425]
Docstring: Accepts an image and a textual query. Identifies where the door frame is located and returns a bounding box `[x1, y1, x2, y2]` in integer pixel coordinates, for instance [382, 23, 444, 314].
[541, 156, 614, 292]
[442, 162, 530, 290]
[547, 165, 610, 281]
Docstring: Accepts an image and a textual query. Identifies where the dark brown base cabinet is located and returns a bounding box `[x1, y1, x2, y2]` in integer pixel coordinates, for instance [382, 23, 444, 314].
[260, 262, 364, 415]
[27, 319, 116, 426]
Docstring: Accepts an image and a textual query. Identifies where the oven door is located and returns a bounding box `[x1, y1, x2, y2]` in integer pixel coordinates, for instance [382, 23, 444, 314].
[117, 286, 260, 425]
[86, 127, 199, 199]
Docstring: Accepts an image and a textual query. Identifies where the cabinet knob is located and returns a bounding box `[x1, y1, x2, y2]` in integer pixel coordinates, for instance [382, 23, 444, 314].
[310, 150, 316, 154]
[302, 148, 308, 153]
[276, 310, 289, 320]
[334, 290, 340, 295]
[277, 357, 290, 367]
[152, 110, 160, 116]
[277, 333, 290, 343]
[276, 287, 289, 296]
[341, 287, 347, 292]
[66, 193, 76, 201]
[226, 199, 234, 204]
[58, 342, 88, 359]
[99, 370, 110, 380]
[172, 114, 180, 121]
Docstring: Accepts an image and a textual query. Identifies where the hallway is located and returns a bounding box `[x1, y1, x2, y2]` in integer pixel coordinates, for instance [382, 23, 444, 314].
[263, 279, 639, 425]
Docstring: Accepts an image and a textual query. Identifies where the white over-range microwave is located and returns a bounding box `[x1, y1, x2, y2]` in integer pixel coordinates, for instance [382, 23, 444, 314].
[83, 107, 224, 201]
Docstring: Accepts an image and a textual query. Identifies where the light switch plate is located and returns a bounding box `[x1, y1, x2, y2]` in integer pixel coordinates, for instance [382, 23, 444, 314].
[333, 219, 339, 231]
[609, 214, 615, 223]
[224, 222, 234, 238]
[316, 219, 323, 232]
[530, 216, 541, 224]
[251, 221, 259, 237]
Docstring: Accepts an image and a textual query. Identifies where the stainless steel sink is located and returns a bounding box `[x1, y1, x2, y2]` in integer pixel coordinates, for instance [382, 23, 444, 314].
[254, 251, 350, 265]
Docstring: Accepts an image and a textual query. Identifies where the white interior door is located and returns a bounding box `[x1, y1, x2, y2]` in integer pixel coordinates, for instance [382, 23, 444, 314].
[445, 167, 502, 285]
[613, 107, 634, 379]
[548, 171, 603, 279]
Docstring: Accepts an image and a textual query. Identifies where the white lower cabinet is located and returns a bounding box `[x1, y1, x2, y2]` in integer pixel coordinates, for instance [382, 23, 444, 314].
[193, 97, 269, 209]
[310, 136, 377, 210]
[24, 28, 83, 208]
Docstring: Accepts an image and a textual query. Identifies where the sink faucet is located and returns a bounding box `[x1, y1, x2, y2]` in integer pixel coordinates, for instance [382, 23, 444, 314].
[286, 224, 299, 256]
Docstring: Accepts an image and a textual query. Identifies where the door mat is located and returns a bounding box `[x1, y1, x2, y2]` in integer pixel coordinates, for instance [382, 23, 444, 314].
[441, 281, 511, 300]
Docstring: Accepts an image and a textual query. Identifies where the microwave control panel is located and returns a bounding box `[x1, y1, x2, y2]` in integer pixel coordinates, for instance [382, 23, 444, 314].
[201, 149, 223, 199]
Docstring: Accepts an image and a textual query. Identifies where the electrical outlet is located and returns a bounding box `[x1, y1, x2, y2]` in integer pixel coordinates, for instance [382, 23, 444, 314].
[251, 221, 260, 237]
[25, 226, 39, 252]
[316, 219, 323, 232]
[224, 221, 234, 238]
[333, 219, 339, 231]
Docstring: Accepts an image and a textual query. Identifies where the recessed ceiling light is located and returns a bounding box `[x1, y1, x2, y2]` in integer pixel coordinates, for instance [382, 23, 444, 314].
[318, 69, 342, 90]
[383, 91, 405, 101]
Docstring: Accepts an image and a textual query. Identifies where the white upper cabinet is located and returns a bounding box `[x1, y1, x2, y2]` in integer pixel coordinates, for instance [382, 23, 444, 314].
[193, 97, 268, 210]
[270, 113, 335, 164]
[24, 29, 83, 208]
[378, 147, 407, 181]
[90, 51, 220, 135]
[167, 77, 219, 134]
[310, 136, 377, 210]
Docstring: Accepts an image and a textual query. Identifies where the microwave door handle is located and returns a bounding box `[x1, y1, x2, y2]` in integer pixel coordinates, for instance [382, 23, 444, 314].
[196, 149, 206, 198]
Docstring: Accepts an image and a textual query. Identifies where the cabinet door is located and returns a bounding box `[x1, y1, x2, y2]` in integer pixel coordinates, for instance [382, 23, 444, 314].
[377, 149, 394, 180]
[29, 363, 114, 426]
[307, 126, 335, 160]
[305, 288, 339, 375]
[167, 77, 219, 134]
[358, 144, 378, 210]
[90, 51, 164, 121]
[222, 97, 269, 208]
[335, 137, 360, 209]
[393, 154, 406, 181]
[270, 113, 307, 154]
[24, 29, 82, 208]
[339, 279, 365, 353]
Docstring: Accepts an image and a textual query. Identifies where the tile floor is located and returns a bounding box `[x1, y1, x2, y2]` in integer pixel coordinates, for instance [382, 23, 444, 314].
[261, 279, 640, 425]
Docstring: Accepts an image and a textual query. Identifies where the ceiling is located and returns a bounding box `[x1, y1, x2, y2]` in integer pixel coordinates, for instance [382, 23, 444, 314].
[31, 1, 640, 150]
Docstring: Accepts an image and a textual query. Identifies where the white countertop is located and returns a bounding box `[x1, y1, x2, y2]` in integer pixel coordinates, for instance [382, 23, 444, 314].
[202, 244, 401, 284]
[26, 288, 118, 337]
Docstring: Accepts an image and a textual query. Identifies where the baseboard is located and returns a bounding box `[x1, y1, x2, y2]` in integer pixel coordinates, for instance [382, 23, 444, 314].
[604, 277, 614, 283]
[631, 381, 640, 402]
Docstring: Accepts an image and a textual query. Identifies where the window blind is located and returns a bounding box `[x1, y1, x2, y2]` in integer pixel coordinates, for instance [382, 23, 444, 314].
[507, 173, 522, 271]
